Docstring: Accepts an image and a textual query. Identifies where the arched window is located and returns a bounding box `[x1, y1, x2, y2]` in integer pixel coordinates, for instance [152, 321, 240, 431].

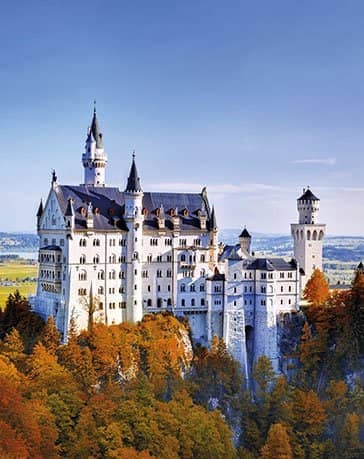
[200, 298, 205, 306]
[98, 270, 104, 280]
[200, 254, 205, 263]
[181, 299, 185, 307]
[109, 270, 116, 280]
[180, 284, 186, 292]
[78, 270, 87, 281]
[80, 255, 86, 264]
[147, 299, 152, 307]
[167, 298, 172, 306]
[79, 238, 87, 247]
[307, 230, 311, 240]
[312, 230, 318, 240]
[319, 230, 324, 240]
[181, 254, 186, 262]
[98, 286, 104, 295]
[93, 254, 100, 264]
[191, 298, 195, 306]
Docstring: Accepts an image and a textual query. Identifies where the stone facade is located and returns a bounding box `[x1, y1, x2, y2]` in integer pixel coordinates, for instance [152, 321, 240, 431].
[32, 109, 325, 380]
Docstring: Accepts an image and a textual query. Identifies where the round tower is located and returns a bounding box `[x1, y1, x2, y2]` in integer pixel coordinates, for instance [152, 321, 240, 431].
[291, 187, 326, 291]
[82, 104, 108, 187]
[124, 154, 144, 323]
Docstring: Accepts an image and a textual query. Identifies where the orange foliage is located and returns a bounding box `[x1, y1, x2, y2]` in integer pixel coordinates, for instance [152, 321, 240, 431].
[303, 268, 330, 306]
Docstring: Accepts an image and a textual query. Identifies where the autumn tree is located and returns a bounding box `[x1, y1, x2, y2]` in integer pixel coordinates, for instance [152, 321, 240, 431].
[303, 268, 330, 306]
[40, 316, 61, 354]
[260, 423, 292, 459]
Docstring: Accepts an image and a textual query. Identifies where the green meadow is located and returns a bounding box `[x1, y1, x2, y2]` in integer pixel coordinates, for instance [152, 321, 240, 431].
[0, 260, 37, 308]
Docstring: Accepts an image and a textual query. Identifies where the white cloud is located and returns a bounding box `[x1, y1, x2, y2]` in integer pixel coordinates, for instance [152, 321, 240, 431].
[292, 158, 337, 166]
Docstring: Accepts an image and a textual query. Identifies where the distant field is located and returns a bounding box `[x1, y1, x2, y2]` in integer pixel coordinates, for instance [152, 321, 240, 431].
[0, 260, 38, 308]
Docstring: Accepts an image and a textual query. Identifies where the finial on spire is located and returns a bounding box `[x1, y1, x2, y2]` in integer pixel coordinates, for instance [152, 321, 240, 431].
[51, 169, 57, 184]
[93, 99, 96, 114]
[132, 150, 136, 160]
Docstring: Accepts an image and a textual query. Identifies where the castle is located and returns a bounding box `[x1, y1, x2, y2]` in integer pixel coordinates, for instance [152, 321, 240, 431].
[32, 108, 325, 379]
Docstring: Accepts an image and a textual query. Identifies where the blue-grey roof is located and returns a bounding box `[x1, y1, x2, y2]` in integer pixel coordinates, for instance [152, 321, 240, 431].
[56, 185, 212, 232]
[88, 109, 104, 149]
[298, 188, 319, 201]
[125, 158, 142, 192]
[247, 258, 297, 271]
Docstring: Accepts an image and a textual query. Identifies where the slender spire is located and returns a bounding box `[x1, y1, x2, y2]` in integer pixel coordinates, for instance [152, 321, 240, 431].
[125, 153, 142, 192]
[36, 199, 44, 217]
[88, 103, 103, 148]
[210, 206, 217, 230]
[65, 198, 75, 217]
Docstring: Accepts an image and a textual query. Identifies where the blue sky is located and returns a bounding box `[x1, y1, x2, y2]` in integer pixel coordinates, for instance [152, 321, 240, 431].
[1, 1, 364, 235]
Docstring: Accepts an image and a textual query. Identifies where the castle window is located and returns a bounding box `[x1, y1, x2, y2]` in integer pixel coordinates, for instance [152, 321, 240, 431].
[98, 286, 104, 295]
[119, 287, 125, 293]
[147, 299, 152, 307]
[288, 286, 292, 292]
[180, 284, 186, 292]
[181, 299, 185, 306]
[200, 284, 205, 292]
[134, 284, 137, 290]
[200, 254, 206, 263]
[148, 285, 151, 292]
[158, 285, 161, 292]
[191, 298, 195, 306]
[93, 255, 100, 264]
[166, 269, 172, 278]
[150, 238, 158, 246]
[180, 254, 186, 262]
[249, 272, 252, 279]
[147, 255, 152, 263]
[234, 273, 237, 280]
[80, 255, 86, 264]
[157, 270, 162, 278]
[249, 286, 252, 293]
[244, 286, 247, 293]
[288, 272, 293, 279]
[165, 239, 172, 246]
[288, 299, 291, 305]
[261, 273, 267, 279]
[280, 272, 285, 279]
[60, 239, 64, 246]
[234, 287, 237, 293]
[261, 300, 266, 306]
[261, 286, 266, 293]
[166, 255, 172, 262]
[281, 286, 284, 292]
[268, 273, 273, 279]
[190, 284, 195, 292]
[98, 270, 104, 280]
[156, 255, 162, 262]
[109, 270, 116, 280]
[201, 298, 205, 306]
[214, 285, 222, 293]
[168, 285, 171, 292]
[79, 239, 87, 247]
[78, 270, 87, 281]
[142, 270, 148, 278]
[179, 239, 187, 247]
[193, 238, 200, 246]
[167, 298, 172, 306]
[98, 302, 103, 310]
[109, 254, 116, 264]
[281, 299, 283, 305]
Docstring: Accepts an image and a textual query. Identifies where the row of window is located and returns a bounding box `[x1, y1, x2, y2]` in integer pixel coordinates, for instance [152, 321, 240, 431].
[79, 238, 127, 247]
[232, 271, 294, 281]
[43, 238, 64, 247]
[180, 284, 205, 292]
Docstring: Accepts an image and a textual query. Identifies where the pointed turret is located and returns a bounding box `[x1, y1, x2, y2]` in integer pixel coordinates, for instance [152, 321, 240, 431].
[36, 199, 44, 217]
[65, 198, 75, 217]
[65, 198, 75, 230]
[239, 226, 252, 254]
[125, 154, 142, 192]
[82, 103, 108, 187]
[89, 105, 104, 148]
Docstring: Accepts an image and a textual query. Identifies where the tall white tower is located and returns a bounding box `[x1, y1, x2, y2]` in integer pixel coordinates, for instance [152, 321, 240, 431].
[291, 187, 326, 289]
[82, 105, 108, 186]
[124, 154, 144, 323]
